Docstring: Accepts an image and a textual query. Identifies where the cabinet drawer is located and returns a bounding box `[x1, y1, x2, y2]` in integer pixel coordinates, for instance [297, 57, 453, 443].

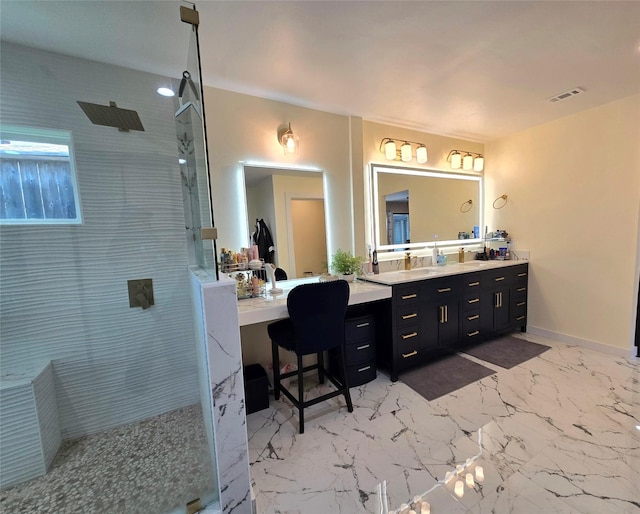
[394, 284, 421, 304]
[396, 303, 420, 326]
[513, 284, 527, 296]
[345, 340, 375, 364]
[484, 269, 509, 287]
[423, 277, 460, 297]
[462, 292, 481, 312]
[513, 299, 527, 323]
[463, 274, 482, 290]
[461, 311, 481, 333]
[346, 361, 377, 387]
[513, 265, 529, 285]
[345, 315, 375, 342]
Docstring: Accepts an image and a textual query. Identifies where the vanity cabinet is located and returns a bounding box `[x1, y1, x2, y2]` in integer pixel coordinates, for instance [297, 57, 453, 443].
[385, 276, 462, 381]
[380, 263, 529, 382]
[329, 314, 377, 387]
[480, 269, 512, 334]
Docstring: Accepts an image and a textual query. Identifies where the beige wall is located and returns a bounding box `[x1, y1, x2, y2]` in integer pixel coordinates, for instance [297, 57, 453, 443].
[486, 94, 640, 352]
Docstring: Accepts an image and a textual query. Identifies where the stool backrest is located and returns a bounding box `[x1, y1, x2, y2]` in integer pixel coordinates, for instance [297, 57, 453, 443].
[286, 280, 350, 355]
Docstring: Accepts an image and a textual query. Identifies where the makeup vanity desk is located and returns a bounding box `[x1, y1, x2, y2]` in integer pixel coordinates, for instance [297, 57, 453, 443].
[237, 277, 392, 327]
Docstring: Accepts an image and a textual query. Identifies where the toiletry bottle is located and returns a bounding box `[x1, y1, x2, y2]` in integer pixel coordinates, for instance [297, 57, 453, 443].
[368, 246, 373, 274]
[372, 249, 379, 274]
[505, 242, 511, 260]
[459, 247, 465, 263]
[432, 244, 438, 267]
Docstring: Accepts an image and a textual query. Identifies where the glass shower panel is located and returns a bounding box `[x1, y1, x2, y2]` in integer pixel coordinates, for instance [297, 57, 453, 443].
[0, 3, 219, 513]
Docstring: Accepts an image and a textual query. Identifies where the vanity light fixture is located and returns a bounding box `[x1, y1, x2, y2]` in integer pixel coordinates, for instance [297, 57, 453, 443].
[379, 138, 428, 164]
[277, 122, 299, 155]
[447, 150, 484, 172]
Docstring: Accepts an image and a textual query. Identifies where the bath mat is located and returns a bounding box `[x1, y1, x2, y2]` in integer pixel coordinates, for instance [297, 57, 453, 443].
[462, 335, 550, 369]
[400, 354, 495, 401]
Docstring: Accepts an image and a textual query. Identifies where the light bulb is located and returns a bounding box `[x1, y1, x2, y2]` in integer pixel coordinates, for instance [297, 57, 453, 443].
[401, 142, 412, 162]
[156, 87, 175, 97]
[451, 151, 461, 169]
[465, 472, 475, 488]
[463, 153, 473, 170]
[286, 137, 296, 152]
[475, 465, 484, 482]
[416, 145, 428, 163]
[454, 479, 465, 498]
[474, 155, 484, 172]
[385, 140, 397, 160]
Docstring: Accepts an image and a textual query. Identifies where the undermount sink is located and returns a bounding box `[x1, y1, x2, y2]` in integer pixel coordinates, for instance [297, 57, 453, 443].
[462, 260, 490, 267]
[401, 267, 437, 275]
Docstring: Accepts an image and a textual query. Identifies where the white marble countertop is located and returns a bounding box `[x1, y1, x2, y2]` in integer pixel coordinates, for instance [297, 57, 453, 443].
[362, 259, 529, 286]
[237, 277, 392, 326]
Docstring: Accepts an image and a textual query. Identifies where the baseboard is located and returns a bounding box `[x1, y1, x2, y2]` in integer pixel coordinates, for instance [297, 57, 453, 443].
[527, 325, 635, 359]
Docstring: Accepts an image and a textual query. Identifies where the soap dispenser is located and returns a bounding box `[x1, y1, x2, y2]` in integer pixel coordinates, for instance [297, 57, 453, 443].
[404, 252, 412, 270]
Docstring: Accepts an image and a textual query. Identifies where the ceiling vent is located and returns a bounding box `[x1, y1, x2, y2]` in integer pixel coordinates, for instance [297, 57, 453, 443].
[547, 87, 585, 103]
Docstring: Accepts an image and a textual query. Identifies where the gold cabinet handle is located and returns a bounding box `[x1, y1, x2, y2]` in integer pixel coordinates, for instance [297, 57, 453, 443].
[517, 287, 526, 292]
[402, 313, 418, 319]
[467, 298, 480, 304]
[402, 350, 418, 358]
[468, 281, 480, 287]
[517, 272, 527, 277]
[356, 322, 370, 328]
[402, 332, 418, 339]
[445, 305, 448, 323]
[467, 314, 479, 321]
[517, 302, 526, 307]
[495, 276, 505, 281]
[401, 293, 417, 300]
[439, 306, 444, 323]
[437, 287, 451, 293]
[357, 365, 371, 372]
[467, 330, 480, 337]
[516, 316, 525, 321]
[495, 293, 500, 308]
[356, 344, 370, 351]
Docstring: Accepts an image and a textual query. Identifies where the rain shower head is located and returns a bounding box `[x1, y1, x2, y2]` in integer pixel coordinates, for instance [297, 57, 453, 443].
[77, 100, 145, 132]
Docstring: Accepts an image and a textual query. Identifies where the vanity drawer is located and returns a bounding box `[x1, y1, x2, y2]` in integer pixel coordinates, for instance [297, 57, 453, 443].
[513, 298, 527, 324]
[423, 277, 461, 298]
[461, 311, 481, 340]
[512, 264, 529, 285]
[345, 361, 377, 387]
[345, 340, 375, 364]
[345, 315, 375, 342]
[462, 292, 481, 312]
[394, 284, 421, 305]
[396, 303, 420, 326]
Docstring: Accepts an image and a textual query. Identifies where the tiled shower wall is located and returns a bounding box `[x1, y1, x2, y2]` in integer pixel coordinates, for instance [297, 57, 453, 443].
[0, 43, 201, 440]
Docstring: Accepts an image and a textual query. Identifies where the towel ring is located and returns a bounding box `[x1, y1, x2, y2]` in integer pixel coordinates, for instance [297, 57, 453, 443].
[493, 194, 508, 209]
[460, 199, 473, 213]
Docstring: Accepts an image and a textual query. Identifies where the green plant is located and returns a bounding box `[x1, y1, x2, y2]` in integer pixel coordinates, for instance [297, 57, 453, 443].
[330, 249, 364, 276]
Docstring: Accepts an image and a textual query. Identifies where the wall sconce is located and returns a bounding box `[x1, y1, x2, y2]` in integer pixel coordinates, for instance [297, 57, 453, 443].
[380, 138, 428, 164]
[447, 150, 484, 172]
[277, 122, 299, 155]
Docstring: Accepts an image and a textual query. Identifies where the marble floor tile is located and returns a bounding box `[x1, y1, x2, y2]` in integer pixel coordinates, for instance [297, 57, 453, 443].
[247, 336, 639, 513]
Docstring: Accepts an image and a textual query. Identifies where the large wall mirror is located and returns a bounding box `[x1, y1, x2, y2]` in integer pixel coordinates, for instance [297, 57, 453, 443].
[371, 164, 483, 253]
[243, 165, 328, 279]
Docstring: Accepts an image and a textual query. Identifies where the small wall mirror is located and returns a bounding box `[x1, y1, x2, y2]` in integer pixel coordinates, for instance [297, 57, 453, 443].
[371, 164, 483, 252]
[243, 165, 328, 279]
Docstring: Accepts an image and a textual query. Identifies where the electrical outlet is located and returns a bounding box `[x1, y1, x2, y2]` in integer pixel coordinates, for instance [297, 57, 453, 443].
[513, 249, 530, 261]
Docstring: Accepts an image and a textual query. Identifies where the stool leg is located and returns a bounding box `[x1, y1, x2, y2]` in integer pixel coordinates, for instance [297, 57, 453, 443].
[340, 345, 353, 413]
[271, 340, 280, 401]
[297, 353, 305, 434]
[317, 351, 324, 384]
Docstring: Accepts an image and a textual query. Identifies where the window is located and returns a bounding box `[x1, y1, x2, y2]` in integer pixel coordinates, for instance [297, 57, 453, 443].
[0, 126, 81, 224]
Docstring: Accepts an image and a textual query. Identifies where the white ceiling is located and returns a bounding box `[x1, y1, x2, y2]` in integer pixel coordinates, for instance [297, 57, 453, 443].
[1, 1, 639, 141]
